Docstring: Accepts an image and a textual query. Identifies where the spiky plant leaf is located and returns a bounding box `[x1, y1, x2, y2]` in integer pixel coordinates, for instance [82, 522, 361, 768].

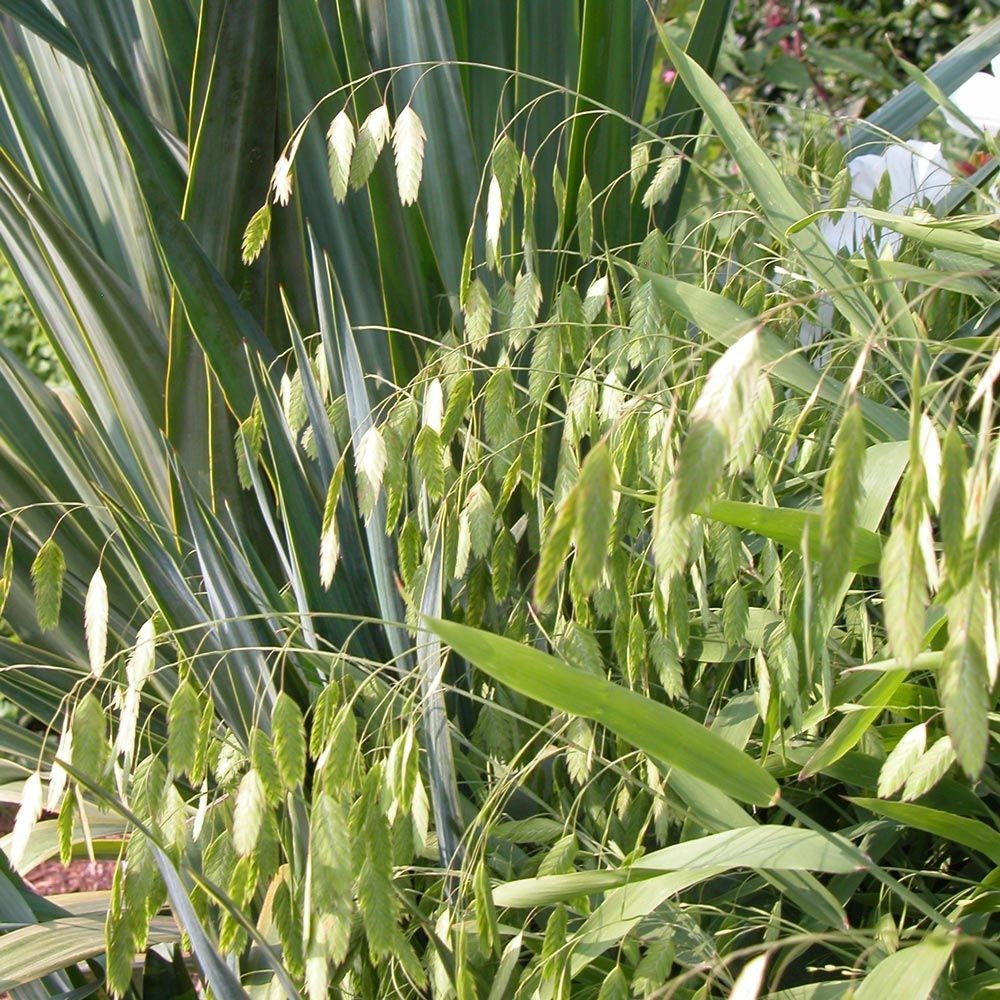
[492, 134, 519, 217]
[413, 425, 444, 501]
[483, 366, 516, 446]
[235, 405, 264, 490]
[454, 509, 472, 581]
[126, 618, 157, 690]
[673, 329, 762, 520]
[474, 858, 499, 958]
[511, 269, 542, 348]
[491, 528, 516, 602]
[630, 142, 651, 194]
[529, 322, 560, 403]
[828, 166, 852, 211]
[47, 725, 72, 812]
[8, 771, 43, 870]
[882, 514, 928, 669]
[392, 105, 426, 206]
[577, 173, 593, 255]
[249, 731, 281, 806]
[940, 423, 967, 575]
[351, 768, 396, 960]
[486, 173, 503, 270]
[599, 967, 630, 1000]
[565, 716, 594, 787]
[309, 682, 341, 761]
[72, 693, 108, 784]
[440, 371, 473, 445]
[628, 280, 663, 365]
[31, 537, 65, 631]
[722, 580, 749, 646]
[0, 534, 11, 620]
[902, 736, 955, 801]
[271, 153, 293, 206]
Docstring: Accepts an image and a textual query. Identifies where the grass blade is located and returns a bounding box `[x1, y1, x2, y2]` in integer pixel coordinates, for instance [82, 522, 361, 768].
[426, 617, 780, 807]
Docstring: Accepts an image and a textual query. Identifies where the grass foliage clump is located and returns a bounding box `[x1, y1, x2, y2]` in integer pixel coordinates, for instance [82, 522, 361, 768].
[0, 2, 996, 997]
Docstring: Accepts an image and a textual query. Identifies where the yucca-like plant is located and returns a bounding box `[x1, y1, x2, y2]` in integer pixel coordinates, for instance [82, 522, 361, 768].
[0, 0, 997, 997]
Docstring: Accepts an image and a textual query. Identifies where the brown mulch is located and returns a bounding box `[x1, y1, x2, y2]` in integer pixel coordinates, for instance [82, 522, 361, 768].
[24, 859, 117, 895]
[2, 799, 117, 895]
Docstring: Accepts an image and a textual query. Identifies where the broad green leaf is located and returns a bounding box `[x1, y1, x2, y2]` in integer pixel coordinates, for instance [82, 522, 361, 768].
[848, 798, 1000, 865]
[703, 499, 883, 574]
[799, 670, 907, 779]
[0, 914, 179, 991]
[427, 617, 780, 806]
[852, 934, 954, 1000]
[498, 825, 859, 909]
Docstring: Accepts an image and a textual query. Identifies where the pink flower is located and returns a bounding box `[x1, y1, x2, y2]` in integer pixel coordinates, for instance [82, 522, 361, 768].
[662, 68, 676, 85]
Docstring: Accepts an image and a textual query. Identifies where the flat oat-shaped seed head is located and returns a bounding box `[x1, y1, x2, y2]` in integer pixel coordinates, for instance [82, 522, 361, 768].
[392, 105, 426, 206]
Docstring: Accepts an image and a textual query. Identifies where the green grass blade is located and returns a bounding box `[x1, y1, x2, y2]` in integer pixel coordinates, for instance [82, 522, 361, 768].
[703, 498, 884, 574]
[798, 670, 908, 778]
[426, 617, 780, 807]
[853, 935, 954, 1000]
[848, 798, 1000, 865]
